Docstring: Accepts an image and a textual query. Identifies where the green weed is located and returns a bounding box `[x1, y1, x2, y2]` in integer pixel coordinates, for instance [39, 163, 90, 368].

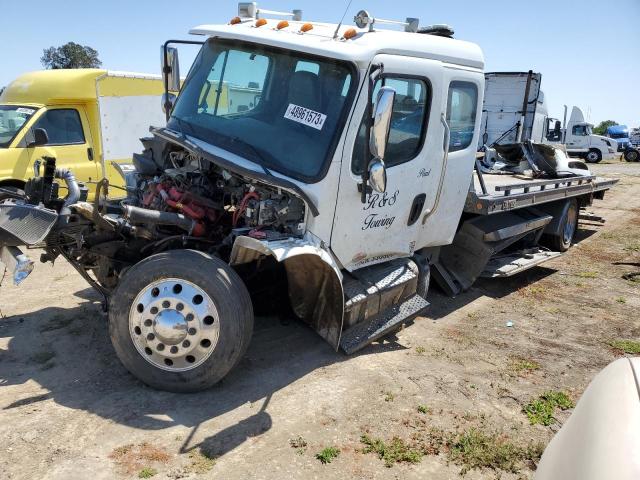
[523, 391, 574, 426]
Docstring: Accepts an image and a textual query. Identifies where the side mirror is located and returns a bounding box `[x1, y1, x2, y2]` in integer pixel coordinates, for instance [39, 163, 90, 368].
[162, 46, 181, 92]
[369, 86, 395, 161]
[28, 128, 49, 148]
[364, 86, 394, 194]
[368, 159, 387, 193]
[161, 92, 177, 115]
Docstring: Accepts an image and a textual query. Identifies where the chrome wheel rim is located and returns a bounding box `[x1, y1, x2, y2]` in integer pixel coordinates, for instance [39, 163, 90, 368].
[586, 151, 599, 162]
[563, 204, 578, 245]
[129, 278, 220, 372]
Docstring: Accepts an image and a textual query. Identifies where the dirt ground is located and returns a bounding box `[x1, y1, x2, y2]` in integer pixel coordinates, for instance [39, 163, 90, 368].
[1, 160, 639, 480]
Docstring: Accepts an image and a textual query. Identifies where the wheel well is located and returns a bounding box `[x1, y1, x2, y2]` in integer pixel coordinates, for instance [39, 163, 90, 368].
[0, 179, 26, 191]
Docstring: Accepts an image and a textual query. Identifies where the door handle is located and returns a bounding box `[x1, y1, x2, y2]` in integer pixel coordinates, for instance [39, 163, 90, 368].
[408, 193, 426, 226]
[87, 147, 94, 160]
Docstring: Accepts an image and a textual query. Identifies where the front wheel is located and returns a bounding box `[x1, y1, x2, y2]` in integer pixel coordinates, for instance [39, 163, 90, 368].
[585, 149, 602, 163]
[109, 250, 254, 392]
[624, 149, 639, 162]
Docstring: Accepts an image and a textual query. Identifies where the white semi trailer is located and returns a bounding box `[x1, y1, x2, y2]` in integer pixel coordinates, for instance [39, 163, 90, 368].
[0, 5, 617, 392]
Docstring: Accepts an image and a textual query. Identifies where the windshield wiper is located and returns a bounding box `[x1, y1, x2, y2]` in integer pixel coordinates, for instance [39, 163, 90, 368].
[227, 136, 273, 177]
[170, 116, 197, 139]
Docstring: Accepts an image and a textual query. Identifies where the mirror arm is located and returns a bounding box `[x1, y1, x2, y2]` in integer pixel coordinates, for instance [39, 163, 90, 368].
[360, 63, 384, 203]
[161, 39, 205, 122]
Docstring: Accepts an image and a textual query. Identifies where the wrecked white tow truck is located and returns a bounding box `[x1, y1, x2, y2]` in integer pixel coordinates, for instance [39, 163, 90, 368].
[0, 6, 617, 392]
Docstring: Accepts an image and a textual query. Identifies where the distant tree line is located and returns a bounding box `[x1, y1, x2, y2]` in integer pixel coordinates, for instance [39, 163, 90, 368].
[41, 42, 102, 69]
[593, 120, 618, 136]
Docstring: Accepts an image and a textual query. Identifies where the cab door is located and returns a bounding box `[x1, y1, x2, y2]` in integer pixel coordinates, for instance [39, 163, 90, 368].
[331, 55, 446, 271]
[16, 106, 98, 188]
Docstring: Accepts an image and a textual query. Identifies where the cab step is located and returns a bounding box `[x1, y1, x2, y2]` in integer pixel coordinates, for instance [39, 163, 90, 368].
[340, 294, 429, 354]
[339, 257, 429, 354]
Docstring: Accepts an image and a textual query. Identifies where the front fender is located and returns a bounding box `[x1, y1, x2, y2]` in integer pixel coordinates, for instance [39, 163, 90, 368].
[230, 235, 345, 349]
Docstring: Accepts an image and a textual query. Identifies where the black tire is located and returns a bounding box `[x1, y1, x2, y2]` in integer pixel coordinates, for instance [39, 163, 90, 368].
[109, 249, 253, 392]
[624, 149, 639, 162]
[585, 149, 602, 163]
[0, 186, 25, 203]
[545, 199, 579, 252]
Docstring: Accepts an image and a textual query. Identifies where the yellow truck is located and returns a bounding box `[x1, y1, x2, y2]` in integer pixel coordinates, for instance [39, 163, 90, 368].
[0, 69, 167, 199]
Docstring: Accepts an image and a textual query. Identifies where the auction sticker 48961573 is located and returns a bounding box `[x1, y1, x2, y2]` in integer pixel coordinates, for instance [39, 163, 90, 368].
[284, 103, 327, 130]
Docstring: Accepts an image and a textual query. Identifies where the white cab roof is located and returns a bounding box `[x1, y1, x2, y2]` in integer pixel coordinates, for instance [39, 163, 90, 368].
[190, 20, 484, 70]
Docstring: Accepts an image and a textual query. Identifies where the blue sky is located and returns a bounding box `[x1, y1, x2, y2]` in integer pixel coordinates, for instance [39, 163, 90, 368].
[3, 0, 639, 127]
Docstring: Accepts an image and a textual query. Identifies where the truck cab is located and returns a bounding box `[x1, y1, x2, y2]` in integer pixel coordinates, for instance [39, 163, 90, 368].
[0, 69, 167, 199]
[606, 124, 630, 152]
[545, 107, 616, 163]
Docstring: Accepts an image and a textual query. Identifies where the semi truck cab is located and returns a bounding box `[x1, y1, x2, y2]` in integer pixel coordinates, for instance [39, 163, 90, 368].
[546, 106, 617, 163]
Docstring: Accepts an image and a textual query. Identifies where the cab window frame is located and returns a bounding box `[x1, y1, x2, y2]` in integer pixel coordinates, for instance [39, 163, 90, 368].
[351, 73, 432, 175]
[446, 80, 479, 153]
[32, 108, 86, 147]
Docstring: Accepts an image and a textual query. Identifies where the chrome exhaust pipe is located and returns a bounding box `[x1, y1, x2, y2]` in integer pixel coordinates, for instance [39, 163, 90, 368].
[0, 246, 34, 285]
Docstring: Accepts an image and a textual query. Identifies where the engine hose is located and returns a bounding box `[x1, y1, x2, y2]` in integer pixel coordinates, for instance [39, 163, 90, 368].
[122, 205, 195, 234]
[53, 168, 81, 218]
[54, 168, 81, 208]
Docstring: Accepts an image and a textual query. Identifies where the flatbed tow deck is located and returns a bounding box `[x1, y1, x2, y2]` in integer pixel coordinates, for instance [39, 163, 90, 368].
[432, 171, 618, 296]
[465, 172, 618, 215]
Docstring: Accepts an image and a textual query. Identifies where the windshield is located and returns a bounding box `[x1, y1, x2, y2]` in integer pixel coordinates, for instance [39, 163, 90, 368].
[0, 105, 38, 147]
[170, 39, 356, 182]
[609, 132, 628, 139]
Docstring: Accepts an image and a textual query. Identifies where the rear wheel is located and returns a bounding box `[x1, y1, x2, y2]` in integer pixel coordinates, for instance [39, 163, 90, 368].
[624, 149, 639, 162]
[109, 249, 254, 392]
[585, 149, 602, 163]
[546, 199, 579, 252]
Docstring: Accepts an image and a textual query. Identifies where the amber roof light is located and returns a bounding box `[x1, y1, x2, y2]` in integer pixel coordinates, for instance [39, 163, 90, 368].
[277, 20, 289, 30]
[229, 16, 241, 25]
[343, 28, 357, 39]
[255, 18, 268, 27]
[300, 23, 313, 32]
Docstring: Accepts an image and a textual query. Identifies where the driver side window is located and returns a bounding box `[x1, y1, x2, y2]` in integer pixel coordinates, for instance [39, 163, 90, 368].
[352, 77, 429, 175]
[572, 125, 587, 136]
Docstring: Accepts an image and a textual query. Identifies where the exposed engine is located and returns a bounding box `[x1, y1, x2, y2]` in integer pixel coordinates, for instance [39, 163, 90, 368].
[18, 137, 306, 296]
[129, 150, 305, 241]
